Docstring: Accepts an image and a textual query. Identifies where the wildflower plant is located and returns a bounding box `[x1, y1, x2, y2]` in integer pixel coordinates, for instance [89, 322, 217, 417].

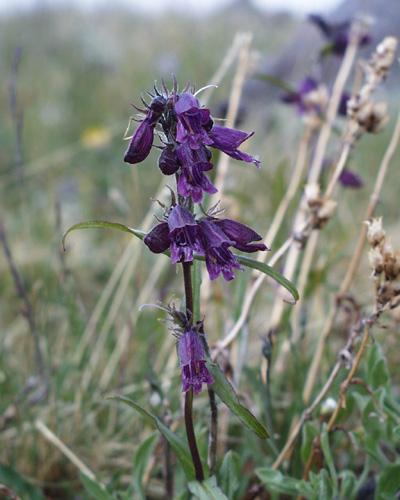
[63, 79, 298, 489]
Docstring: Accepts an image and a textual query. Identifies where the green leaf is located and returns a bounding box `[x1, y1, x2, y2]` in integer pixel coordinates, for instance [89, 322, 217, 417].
[0, 464, 44, 500]
[256, 468, 312, 497]
[339, 470, 357, 499]
[62, 220, 145, 250]
[230, 255, 299, 303]
[300, 421, 319, 463]
[80, 473, 111, 500]
[63, 221, 299, 302]
[188, 476, 228, 499]
[254, 73, 295, 93]
[132, 433, 159, 499]
[219, 450, 241, 499]
[320, 425, 338, 492]
[376, 462, 400, 500]
[207, 362, 268, 439]
[108, 396, 195, 480]
[366, 343, 390, 388]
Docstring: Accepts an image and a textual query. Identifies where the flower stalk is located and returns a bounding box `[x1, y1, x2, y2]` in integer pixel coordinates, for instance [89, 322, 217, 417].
[182, 261, 205, 481]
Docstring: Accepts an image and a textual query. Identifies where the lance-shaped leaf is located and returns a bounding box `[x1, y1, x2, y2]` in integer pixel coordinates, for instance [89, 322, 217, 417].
[108, 396, 195, 480]
[63, 220, 298, 302]
[62, 220, 145, 250]
[188, 476, 228, 499]
[207, 361, 269, 439]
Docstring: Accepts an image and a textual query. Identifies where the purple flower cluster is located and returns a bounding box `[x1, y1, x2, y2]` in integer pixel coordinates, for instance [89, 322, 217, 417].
[281, 77, 350, 119]
[309, 14, 371, 57]
[178, 327, 213, 394]
[124, 82, 266, 394]
[124, 89, 259, 203]
[144, 205, 267, 281]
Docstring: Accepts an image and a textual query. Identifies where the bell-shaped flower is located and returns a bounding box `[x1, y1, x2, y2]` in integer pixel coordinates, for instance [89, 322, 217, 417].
[178, 328, 213, 394]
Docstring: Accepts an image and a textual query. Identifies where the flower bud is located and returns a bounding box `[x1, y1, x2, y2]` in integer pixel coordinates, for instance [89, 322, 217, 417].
[158, 146, 180, 175]
[320, 397, 337, 418]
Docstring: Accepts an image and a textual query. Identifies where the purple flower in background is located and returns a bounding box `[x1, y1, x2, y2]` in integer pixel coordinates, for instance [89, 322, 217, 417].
[124, 96, 166, 164]
[281, 78, 324, 115]
[144, 205, 202, 263]
[309, 14, 371, 57]
[338, 92, 350, 117]
[178, 328, 213, 394]
[339, 168, 363, 189]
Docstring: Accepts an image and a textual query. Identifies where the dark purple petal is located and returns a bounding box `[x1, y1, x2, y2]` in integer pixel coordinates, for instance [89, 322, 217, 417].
[178, 329, 213, 394]
[168, 205, 197, 232]
[198, 219, 233, 249]
[338, 92, 350, 117]
[205, 246, 241, 281]
[168, 206, 202, 264]
[299, 77, 318, 95]
[209, 125, 260, 166]
[124, 119, 154, 164]
[144, 222, 170, 253]
[215, 219, 269, 252]
[175, 92, 200, 115]
[209, 125, 252, 150]
[339, 169, 363, 189]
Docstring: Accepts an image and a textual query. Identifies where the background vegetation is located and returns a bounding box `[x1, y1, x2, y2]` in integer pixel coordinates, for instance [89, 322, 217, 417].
[1, 3, 399, 499]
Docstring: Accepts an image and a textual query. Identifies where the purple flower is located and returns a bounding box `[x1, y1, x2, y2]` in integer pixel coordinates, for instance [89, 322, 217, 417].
[176, 142, 217, 202]
[124, 96, 166, 164]
[198, 218, 267, 281]
[168, 205, 202, 263]
[281, 77, 322, 115]
[208, 126, 260, 166]
[309, 14, 371, 57]
[175, 92, 213, 149]
[338, 92, 350, 117]
[158, 145, 180, 175]
[214, 219, 269, 253]
[339, 168, 363, 189]
[178, 328, 213, 394]
[144, 207, 267, 281]
[144, 205, 202, 264]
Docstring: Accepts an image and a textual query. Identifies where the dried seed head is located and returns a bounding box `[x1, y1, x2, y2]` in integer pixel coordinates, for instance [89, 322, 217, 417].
[304, 183, 321, 207]
[368, 247, 384, 275]
[317, 199, 337, 222]
[371, 36, 398, 77]
[365, 217, 385, 247]
[303, 85, 329, 113]
[357, 101, 388, 133]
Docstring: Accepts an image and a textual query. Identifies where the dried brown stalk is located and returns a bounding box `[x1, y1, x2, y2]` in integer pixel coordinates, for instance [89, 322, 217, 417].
[303, 110, 400, 403]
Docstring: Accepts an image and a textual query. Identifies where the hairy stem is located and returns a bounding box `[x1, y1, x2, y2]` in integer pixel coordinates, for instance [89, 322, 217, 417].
[185, 389, 204, 481]
[182, 261, 204, 481]
[207, 387, 218, 474]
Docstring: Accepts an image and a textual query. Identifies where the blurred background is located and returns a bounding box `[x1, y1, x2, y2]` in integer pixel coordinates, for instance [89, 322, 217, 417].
[1, 0, 399, 498]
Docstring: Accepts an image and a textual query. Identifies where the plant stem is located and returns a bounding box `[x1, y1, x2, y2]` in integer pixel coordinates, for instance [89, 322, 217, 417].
[207, 387, 218, 474]
[183, 261, 194, 321]
[185, 389, 204, 481]
[182, 261, 204, 481]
